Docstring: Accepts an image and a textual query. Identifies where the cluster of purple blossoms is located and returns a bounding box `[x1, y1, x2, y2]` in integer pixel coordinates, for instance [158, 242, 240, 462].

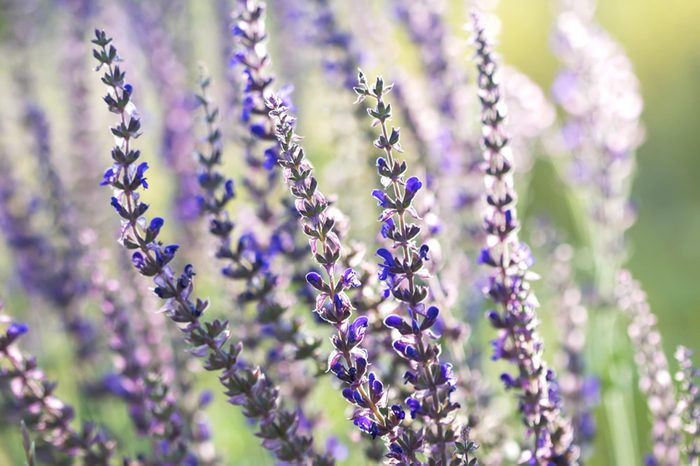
[266, 95, 425, 464]
[62, 0, 100, 206]
[355, 71, 462, 464]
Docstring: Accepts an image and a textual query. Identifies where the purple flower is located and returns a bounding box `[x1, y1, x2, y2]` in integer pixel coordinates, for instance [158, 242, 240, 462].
[241, 95, 255, 122]
[353, 416, 379, 439]
[263, 147, 278, 170]
[357, 70, 460, 463]
[7, 322, 29, 339]
[384, 315, 404, 329]
[131, 252, 145, 270]
[347, 316, 369, 345]
[305, 271, 325, 290]
[341, 268, 361, 288]
[134, 161, 149, 189]
[376, 248, 396, 281]
[372, 189, 389, 208]
[267, 96, 410, 456]
[405, 397, 422, 419]
[149, 217, 164, 233]
[100, 167, 115, 186]
[381, 218, 394, 238]
[110, 196, 128, 218]
[250, 123, 266, 138]
[393, 340, 417, 360]
[419, 244, 429, 261]
[405, 176, 422, 194]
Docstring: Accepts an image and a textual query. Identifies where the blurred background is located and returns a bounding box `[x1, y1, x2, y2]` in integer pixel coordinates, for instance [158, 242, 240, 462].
[0, 0, 698, 464]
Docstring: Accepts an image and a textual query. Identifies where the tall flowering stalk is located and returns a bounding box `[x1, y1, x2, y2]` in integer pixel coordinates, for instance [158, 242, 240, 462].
[0, 150, 57, 299]
[471, 12, 578, 464]
[300, 0, 466, 371]
[530, 224, 598, 456]
[267, 95, 426, 465]
[616, 271, 682, 465]
[355, 71, 462, 465]
[232, 0, 313, 291]
[391, 2, 487, 364]
[550, 254, 598, 455]
[92, 30, 331, 465]
[0, 309, 116, 463]
[675, 346, 699, 465]
[194, 69, 322, 398]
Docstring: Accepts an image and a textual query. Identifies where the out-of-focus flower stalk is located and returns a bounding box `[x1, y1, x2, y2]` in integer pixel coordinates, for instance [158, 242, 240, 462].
[616, 271, 683, 465]
[531, 226, 598, 457]
[471, 11, 579, 464]
[0, 115, 97, 366]
[674, 346, 699, 465]
[551, 0, 643, 299]
[215, 0, 240, 120]
[91, 268, 202, 464]
[0, 307, 116, 463]
[550, 3, 656, 465]
[62, 0, 100, 208]
[231, 0, 283, 227]
[123, 0, 201, 230]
